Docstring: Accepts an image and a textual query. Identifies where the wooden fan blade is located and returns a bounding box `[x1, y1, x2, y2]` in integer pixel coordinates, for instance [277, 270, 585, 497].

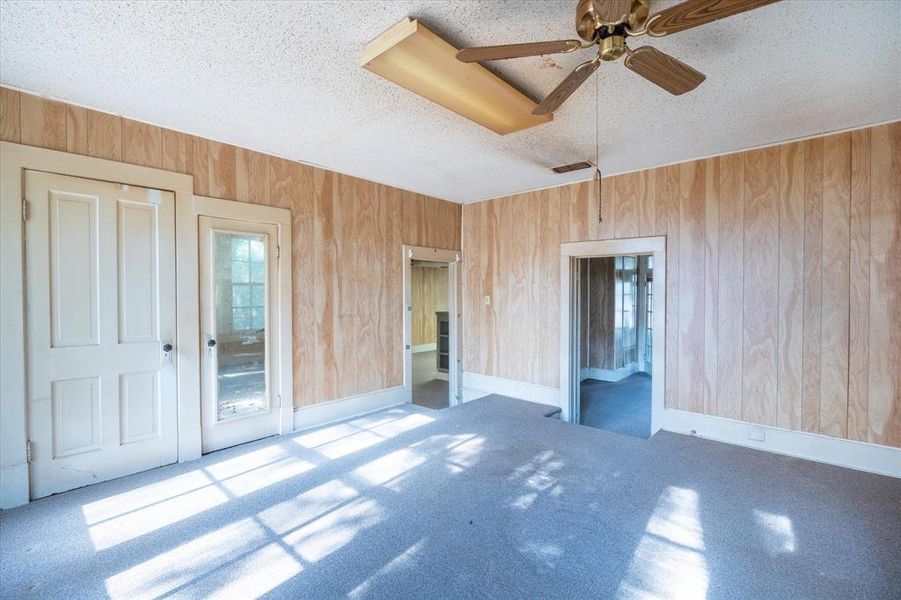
[624, 46, 706, 95]
[533, 59, 600, 115]
[456, 40, 581, 63]
[648, 0, 781, 36]
[592, 0, 633, 25]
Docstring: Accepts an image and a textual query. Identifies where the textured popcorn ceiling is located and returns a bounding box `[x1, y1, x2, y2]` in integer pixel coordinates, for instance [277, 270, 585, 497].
[1, 1, 899, 203]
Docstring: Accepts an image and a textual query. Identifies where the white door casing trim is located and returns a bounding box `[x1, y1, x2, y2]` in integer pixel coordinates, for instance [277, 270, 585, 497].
[560, 236, 667, 432]
[403, 245, 462, 408]
[0, 141, 195, 509]
[193, 196, 294, 449]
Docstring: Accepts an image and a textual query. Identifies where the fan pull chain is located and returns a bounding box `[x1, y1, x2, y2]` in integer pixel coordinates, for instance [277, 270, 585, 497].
[595, 68, 603, 223]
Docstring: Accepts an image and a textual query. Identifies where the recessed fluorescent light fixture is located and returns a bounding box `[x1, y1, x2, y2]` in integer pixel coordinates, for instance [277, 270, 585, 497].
[361, 18, 552, 135]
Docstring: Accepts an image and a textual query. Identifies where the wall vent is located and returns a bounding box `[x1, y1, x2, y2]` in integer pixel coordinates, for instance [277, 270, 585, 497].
[551, 161, 593, 174]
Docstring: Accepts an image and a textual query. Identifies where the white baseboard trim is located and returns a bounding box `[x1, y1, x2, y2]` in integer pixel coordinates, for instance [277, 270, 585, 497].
[412, 343, 436, 353]
[461, 372, 560, 408]
[580, 365, 637, 382]
[662, 409, 901, 478]
[293, 386, 406, 432]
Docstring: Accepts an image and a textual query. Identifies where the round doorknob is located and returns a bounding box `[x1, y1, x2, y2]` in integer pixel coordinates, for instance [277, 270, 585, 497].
[207, 339, 217, 349]
[162, 343, 173, 353]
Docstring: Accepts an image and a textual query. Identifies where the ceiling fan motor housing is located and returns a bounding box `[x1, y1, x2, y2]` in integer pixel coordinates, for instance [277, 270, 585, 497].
[454, 0, 777, 117]
[576, 0, 651, 42]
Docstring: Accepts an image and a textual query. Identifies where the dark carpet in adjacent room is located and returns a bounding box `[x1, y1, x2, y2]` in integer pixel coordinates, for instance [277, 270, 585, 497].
[580, 372, 652, 439]
[412, 378, 449, 410]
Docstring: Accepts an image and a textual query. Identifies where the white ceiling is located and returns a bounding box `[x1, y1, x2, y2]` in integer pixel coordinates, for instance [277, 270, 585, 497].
[1, 1, 899, 203]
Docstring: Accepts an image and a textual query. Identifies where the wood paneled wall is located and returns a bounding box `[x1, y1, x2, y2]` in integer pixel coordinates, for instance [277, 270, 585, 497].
[0, 87, 463, 408]
[585, 257, 616, 371]
[412, 265, 449, 346]
[463, 122, 901, 448]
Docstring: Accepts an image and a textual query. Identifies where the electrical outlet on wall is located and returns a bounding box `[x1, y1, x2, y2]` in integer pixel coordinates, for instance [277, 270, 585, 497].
[484, 295, 491, 306]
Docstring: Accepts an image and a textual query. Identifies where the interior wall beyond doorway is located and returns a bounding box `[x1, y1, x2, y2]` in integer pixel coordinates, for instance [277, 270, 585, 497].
[580, 256, 649, 380]
[411, 262, 448, 348]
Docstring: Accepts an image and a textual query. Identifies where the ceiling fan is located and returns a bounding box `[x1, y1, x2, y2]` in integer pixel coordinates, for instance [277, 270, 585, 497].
[456, 0, 780, 115]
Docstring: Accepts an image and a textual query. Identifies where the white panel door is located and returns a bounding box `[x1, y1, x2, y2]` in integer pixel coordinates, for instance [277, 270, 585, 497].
[199, 216, 280, 453]
[25, 170, 177, 499]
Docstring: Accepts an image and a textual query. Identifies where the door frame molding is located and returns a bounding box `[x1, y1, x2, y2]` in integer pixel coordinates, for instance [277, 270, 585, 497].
[403, 245, 462, 408]
[0, 141, 194, 508]
[193, 196, 294, 446]
[559, 236, 667, 432]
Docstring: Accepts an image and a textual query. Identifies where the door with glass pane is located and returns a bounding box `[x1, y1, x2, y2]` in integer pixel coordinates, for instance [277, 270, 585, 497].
[199, 216, 280, 452]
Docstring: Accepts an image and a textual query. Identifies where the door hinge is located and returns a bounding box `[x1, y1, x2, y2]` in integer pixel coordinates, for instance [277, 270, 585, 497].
[21, 199, 29, 222]
[26, 440, 34, 463]
[277, 394, 282, 408]
[276, 245, 281, 260]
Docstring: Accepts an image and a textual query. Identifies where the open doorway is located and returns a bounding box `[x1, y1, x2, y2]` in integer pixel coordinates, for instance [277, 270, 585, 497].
[577, 255, 654, 438]
[560, 237, 665, 435]
[410, 259, 450, 409]
[403, 246, 461, 411]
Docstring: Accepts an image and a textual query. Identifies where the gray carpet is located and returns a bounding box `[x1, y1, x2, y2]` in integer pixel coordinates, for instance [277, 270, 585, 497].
[580, 373, 652, 439]
[412, 378, 449, 410]
[1, 396, 900, 599]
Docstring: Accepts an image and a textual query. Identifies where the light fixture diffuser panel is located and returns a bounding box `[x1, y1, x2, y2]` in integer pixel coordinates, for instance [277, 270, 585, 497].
[361, 18, 552, 135]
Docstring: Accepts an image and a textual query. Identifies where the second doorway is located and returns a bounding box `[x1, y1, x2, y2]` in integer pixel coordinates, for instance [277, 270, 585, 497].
[410, 259, 451, 409]
[404, 246, 460, 411]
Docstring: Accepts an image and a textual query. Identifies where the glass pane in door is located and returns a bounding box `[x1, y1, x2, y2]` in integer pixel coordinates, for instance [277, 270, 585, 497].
[214, 231, 268, 420]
